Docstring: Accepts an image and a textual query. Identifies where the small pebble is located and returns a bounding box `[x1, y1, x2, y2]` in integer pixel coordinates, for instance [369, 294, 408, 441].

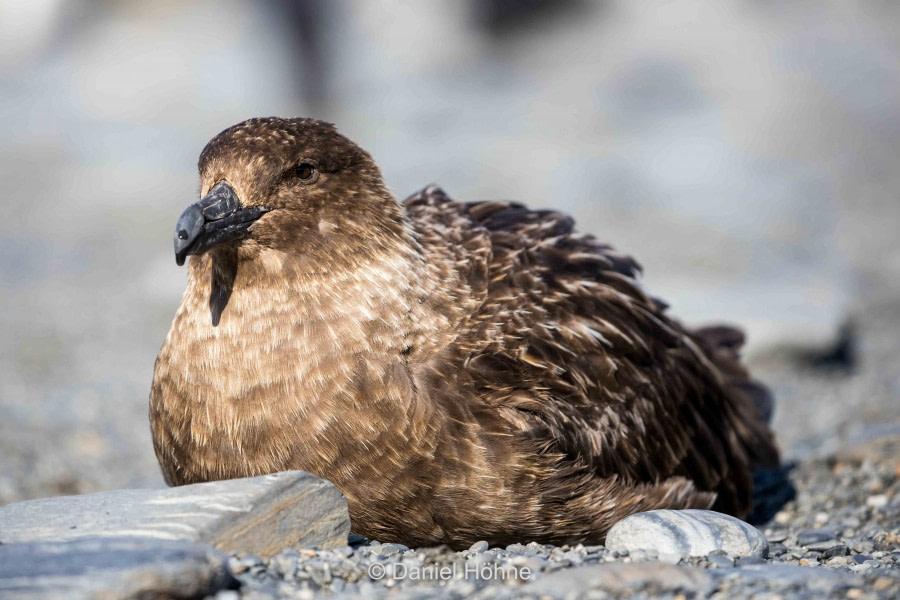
[863, 559, 881, 569]
[822, 545, 849, 558]
[847, 537, 875, 554]
[506, 543, 527, 554]
[658, 552, 681, 565]
[806, 540, 841, 552]
[795, 530, 836, 547]
[707, 553, 734, 568]
[228, 556, 250, 575]
[766, 530, 788, 543]
[844, 516, 861, 528]
[379, 543, 406, 556]
[469, 540, 489, 553]
[866, 494, 888, 508]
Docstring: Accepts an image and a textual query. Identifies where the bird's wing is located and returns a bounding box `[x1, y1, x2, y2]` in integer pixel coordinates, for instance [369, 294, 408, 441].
[405, 187, 778, 517]
[402, 186, 491, 359]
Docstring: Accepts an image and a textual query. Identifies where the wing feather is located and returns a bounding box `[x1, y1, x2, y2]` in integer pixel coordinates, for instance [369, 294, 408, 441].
[406, 187, 778, 518]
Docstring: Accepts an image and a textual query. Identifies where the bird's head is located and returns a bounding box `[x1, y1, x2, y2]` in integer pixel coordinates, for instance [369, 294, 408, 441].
[174, 117, 399, 267]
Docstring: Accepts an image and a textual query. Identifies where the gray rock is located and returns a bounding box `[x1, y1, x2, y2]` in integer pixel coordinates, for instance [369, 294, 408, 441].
[0, 471, 349, 558]
[0, 536, 236, 599]
[469, 540, 489, 553]
[807, 539, 843, 552]
[768, 543, 788, 557]
[730, 564, 862, 593]
[707, 551, 735, 568]
[379, 543, 403, 556]
[525, 562, 714, 597]
[765, 529, 788, 543]
[605, 509, 768, 559]
[734, 555, 766, 566]
[796, 529, 837, 547]
[505, 543, 527, 555]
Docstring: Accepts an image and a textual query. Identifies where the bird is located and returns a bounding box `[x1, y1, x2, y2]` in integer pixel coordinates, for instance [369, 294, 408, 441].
[150, 117, 782, 549]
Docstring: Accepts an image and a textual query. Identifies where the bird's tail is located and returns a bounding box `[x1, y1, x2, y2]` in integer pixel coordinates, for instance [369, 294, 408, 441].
[693, 325, 795, 522]
[693, 325, 774, 424]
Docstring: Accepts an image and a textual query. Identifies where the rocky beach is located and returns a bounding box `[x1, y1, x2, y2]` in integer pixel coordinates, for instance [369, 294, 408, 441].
[1, 1, 898, 598]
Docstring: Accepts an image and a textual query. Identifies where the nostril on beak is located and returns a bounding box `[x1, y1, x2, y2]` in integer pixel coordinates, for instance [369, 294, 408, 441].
[172, 182, 251, 266]
[174, 204, 205, 265]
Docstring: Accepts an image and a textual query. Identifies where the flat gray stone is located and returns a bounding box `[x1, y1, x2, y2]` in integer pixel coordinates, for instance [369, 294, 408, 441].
[0, 537, 236, 599]
[605, 509, 768, 559]
[723, 564, 863, 593]
[525, 562, 715, 597]
[0, 471, 349, 558]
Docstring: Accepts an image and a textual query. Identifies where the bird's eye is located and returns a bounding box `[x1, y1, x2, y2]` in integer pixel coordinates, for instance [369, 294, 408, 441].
[293, 162, 317, 182]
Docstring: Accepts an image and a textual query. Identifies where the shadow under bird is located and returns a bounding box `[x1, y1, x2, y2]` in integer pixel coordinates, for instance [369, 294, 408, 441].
[151, 117, 783, 549]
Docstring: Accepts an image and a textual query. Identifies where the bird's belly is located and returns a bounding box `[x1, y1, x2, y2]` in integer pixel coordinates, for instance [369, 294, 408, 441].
[151, 305, 535, 545]
[151, 310, 371, 482]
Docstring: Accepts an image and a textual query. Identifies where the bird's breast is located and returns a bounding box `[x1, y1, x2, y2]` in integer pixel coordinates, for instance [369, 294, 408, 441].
[150, 270, 422, 484]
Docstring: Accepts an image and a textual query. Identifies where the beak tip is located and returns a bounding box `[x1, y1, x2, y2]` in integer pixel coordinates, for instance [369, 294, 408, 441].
[172, 182, 252, 266]
[173, 204, 205, 266]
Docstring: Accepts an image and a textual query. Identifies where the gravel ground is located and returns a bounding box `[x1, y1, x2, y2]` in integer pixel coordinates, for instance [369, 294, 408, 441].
[216, 189, 900, 598]
[210, 188, 900, 599]
[1, 3, 897, 598]
[218, 420, 899, 599]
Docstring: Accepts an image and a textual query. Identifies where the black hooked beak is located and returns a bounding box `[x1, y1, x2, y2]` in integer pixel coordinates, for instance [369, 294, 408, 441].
[174, 182, 271, 266]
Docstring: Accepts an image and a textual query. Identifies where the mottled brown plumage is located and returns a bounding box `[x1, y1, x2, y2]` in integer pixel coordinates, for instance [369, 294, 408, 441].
[150, 117, 781, 549]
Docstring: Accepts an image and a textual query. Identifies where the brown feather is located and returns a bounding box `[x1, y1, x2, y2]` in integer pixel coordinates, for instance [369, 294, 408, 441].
[150, 117, 781, 549]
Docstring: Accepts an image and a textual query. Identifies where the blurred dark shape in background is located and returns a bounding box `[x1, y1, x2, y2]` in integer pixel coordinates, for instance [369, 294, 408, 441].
[267, 0, 330, 113]
[803, 321, 857, 374]
[0, 0, 898, 504]
[470, 0, 590, 36]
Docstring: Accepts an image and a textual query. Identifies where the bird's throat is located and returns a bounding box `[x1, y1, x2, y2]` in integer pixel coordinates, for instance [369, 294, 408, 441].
[177, 242, 427, 398]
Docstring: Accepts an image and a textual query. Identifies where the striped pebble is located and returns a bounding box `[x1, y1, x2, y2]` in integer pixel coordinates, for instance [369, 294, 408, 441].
[605, 509, 768, 559]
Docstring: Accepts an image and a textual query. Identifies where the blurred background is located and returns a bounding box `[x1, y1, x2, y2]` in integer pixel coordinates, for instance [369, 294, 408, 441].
[1, 0, 898, 504]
